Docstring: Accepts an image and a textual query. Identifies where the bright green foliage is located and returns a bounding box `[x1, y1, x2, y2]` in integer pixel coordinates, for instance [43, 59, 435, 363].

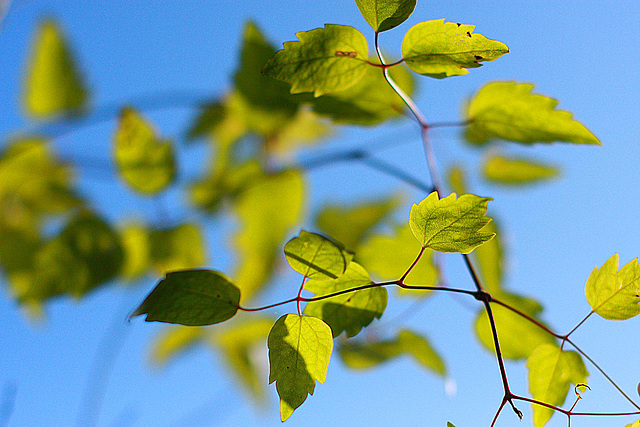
[475, 292, 556, 360]
[483, 155, 559, 185]
[133, 270, 240, 326]
[150, 326, 206, 365]
[119, 223, 150, 281]
[266, 108, 330, 155]
[527, 344, 588, 427]
[113, 107, 176, 195]
[409, 191, 494, 253]
[149, 223, 206, 274]
[23, 19, 88, 118]
[340, 329, 446, 376]
[315, 195, 399, 250]
[473, 221, 502, 294]
[626, 420, 640, 427]
[268, 314, 333, 421]
[401, 20, 508, 78]
[585, 254, 640, 320]
[284, 230, 354, 280]
[263, 24, 369, 97]
[465, 81, 601, 145]
[304, 262, 387, 337]
[355, 0, 416, 32]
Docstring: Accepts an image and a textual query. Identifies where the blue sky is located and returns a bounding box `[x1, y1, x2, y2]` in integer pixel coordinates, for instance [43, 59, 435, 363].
[1, 1, 639, 426]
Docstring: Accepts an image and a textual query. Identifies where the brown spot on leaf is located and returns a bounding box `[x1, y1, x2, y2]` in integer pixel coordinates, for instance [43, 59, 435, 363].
[456, 23, 461, 27]
[335, 51, 357, 58]
[466, 31, 472, 37]
[474, 55, 483, 60]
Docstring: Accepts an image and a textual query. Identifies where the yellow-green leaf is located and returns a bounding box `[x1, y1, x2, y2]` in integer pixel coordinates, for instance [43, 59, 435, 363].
[527, 344, 588, 427]
[119, 223, 150, 281]
[114, 107, 176, 195]
[355, 0, 416, 32]
[465, 81, 600, 145]
[304, 262, 387, 337]
[482, 155, 559, 185]
[268, 314, 333, 421]
[585, 254, 640, 320]
[150, 326, 206, 366]
[23, 19, 88, 118]
[473, 220, 502, 294]
[409, 191, 494, 253]
[401, 20, 508, 78]
[284, 230, 353, 280]
[263, 24, 369, 97]
[625, 420, 640, 427]
[149, 223, 207, 274]
[265, 108, 329, 155]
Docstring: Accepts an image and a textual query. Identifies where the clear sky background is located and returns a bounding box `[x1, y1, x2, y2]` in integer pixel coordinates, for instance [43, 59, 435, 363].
[1, 1, 640, 426]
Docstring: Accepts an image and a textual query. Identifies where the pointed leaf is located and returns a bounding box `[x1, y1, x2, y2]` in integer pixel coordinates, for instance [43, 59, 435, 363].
[114, 108, 176, 194]
[585, 254, 640, 320]
[263, 24, 369, 97]
[409, 191, 494, 253]
[150, 326, 206, 365]
[304, 262, 387, 338]
[465, 81, 600, 145]
[268, 314, 333, 421]
[132, 270, 240, 326]
[401, 20, 508, 78]
[527, 344, 588, 427]
[483, 155, 559, 185]
[23, 19, 88, 118]
[284, 230, 353, 280]
[355, 0, 416, 32]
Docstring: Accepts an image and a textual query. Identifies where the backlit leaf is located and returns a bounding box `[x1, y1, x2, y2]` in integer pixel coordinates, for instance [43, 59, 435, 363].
[401, 20, 508, 78]
[265, 108, 329, 155]
[473, 220, 502, 294]
[626, 420, 640, 427]
[304, 262, 387, 337]
[120, 223, 150, 281]
[409, 191, 494, 253]
[340, 329, 445, 376]
[268, 314, 333, 421]
[355, 0, 416, 32]
[114, 108, 176, 194]
[483, 155, 559, 185]
[133, 270, 240, 326]
[527, 344, 588, 427]
[23, 19, 88, 118]
[585, 254, 640, 320]
[149, 223, 207, 274]
[284, 230, 353, 280]
[465, 81, 600, 145]
[263, 24, 369, 97]
[150, 326, 206, 365]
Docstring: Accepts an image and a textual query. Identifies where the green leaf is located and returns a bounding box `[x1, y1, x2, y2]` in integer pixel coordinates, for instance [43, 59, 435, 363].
[284, 230, 354, 280]
[263, 24, 369, 97]
[465, 81, 600, 145]
[482, 154, 559, 185]
[527, 344, 588, 427]
[23, 18, 88, 118]
[355, 0, 416, 32]
[268, 314, 333, 421]
[114, 107, 176, 194]
[266, 108, 330, 155]
[401, 20, 508, 78]
[475, 292, 556, 360]
[150, 326, 207, 365]
[340, 329, 446, 376]
[409, 191, 494, 253]
[447, 165, 468, 197]
[132, 270, 240, 326]
[303, 262, 387, 337]
[626, 420, 640, 427]
[149, 223, 207, 274]
[473, 220, 502, 294]
[119, 223, 150, 281]
[585, 254, 640, 320]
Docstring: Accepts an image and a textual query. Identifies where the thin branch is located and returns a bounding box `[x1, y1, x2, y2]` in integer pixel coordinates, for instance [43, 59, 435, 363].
[565, 311, 595, 339]
[490, 296, 563, 339]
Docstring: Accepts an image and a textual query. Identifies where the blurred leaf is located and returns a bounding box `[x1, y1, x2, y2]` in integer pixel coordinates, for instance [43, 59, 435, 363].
[304, 262, 387, 338]
[187, 100, 247, 146]
[527, 344, 588, 427]
[585, 254, 640, 320]
[340, 329, 446, 376]
[483, 155, 559, 185]
[268, 314, 333, 421]
[402, 20, 508, 78]
[472, 220, 502, 294]
[119, 223, 150, 281]
[410, 191, 494, 253]
[447, 165, 467, 196]
[284, 230, 353, 280]
[114, 107, 176, 195]
[263, 24, 369, 97]
[355, 0, 416, 32]
[150, 325, 206, 365]
[265, 108, 329, 155]
[133, 270, 240, 326]
[465, 81, 600, 145]
[23, 18, 88, 118]
[149, 223, 207, 274]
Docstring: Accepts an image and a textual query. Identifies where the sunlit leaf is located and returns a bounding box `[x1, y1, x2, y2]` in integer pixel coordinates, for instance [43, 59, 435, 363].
[265, 108, 329, 155]
[409, 191, 494, 253]
[23, 18, 88, 118]
[401, 20, 508, 78]
[625, 420, 640, 427]
[268, 314, 333, 421]
[149, 223, 207, 274]
[284, 230, 353, 280]
[119, 223, 150, 281]
[465, 82, 600, 145]
[527, 344, 588, 427]
[304, 262, 387, 338]
[150, 325, 206, 365]
[482, 155, 559, 185]
[585, 254, 640, 321]
[340, 329, 445, 376]
[355, 0, 416, 32]
[133, 270, 240, 326]
[473, 220, 502, 294]
[263, 24, 369, 97]
[446, 165, 467, 197]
